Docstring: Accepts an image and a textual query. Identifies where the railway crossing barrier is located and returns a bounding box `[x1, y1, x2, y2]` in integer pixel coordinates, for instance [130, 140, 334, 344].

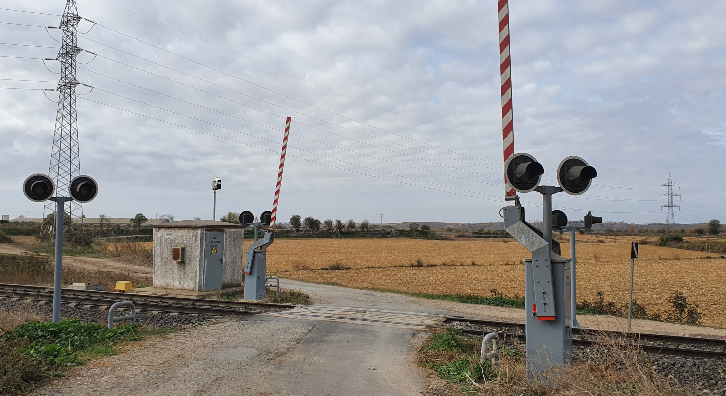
[242, 212, 275, 300]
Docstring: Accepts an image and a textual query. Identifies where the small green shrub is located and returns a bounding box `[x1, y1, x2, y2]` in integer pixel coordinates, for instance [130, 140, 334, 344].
[667, 291, 703, 325]
[658, 235, 683, 246]
[325, 262, 350, 271]
[425, 330, 464, 351]
[0, 232, 13, 244]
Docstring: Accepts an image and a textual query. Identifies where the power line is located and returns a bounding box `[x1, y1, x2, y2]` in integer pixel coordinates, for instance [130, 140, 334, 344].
[84, 92, 507, 201]
[80, 27, 501, 166]
[0, 21, 53, 28]
[79, 43, 504, 174]
[77, 25, 663, 198]
[0, 42, 56, 49]
[0, 78, 55, 83]
[90, 85, 507, 190]
[96, 0, 504, 147]
[681, 191, 726, 209]
[78, 95, 674, 217]
[85, 77, 667, 207]
[82, 67, 509, 184]
[0, 7, 62, 17]
[79, 96, 505, 203]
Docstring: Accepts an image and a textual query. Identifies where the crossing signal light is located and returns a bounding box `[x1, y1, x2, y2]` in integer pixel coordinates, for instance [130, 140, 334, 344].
[260, 211, 272, 226]
[584, 211, 602, 229]
[239, 211, 254, 226]
[69, 175, 98, 203]
[23, 174, 55, 202]
[557, 156, 597, 195]
[505, 153, 544, 193]
[551, 210, 568, 229]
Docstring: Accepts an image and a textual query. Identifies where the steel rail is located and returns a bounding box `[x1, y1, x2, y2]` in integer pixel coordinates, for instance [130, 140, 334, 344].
[0, 283, 295, 313]
[446, 316, 726, 359]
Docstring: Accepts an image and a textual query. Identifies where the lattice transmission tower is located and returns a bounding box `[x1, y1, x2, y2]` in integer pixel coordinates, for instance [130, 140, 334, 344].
[42, 0, 84, 237]
[661, 174, 680, 233]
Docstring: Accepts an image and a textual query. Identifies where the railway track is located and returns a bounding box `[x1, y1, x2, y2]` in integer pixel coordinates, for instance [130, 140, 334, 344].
[0, 283, 294, 318]
[444, 316, 726, 359]
[2, 283, 724, 359]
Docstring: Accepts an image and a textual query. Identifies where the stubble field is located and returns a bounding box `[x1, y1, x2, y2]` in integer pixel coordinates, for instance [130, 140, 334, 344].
[261, 235, 726, 328]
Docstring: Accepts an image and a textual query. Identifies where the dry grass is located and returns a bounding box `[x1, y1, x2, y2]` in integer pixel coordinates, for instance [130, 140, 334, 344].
[0, 253, 152, 291]
[104, 241, 153, 267]
[262, 236, 726, 328]
[0, 306, 44, 334]
[419, 330, 690, 395]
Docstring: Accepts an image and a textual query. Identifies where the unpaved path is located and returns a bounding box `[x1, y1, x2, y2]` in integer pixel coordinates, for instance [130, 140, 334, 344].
[0, 242, 152, 276]
[34, 318, 426, 396]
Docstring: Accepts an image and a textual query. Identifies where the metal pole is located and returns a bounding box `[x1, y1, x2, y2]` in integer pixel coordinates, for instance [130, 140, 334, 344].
[628, 258, 634, 332]
[213, 190, 217, 221]
[542, 192, 552, 246]
[570, 229, 578, 328]
[53, 198, 65, 323]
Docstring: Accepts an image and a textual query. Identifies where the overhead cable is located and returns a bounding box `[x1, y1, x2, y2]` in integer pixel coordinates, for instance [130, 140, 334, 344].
[80, 30, 501, 166]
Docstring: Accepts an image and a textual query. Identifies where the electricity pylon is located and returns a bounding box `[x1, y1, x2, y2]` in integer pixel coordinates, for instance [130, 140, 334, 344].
[43, 0, 83, 238]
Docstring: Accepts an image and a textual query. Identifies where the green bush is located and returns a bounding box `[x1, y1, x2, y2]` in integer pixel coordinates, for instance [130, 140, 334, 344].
[0, 232, 12, 244]
[0, 338, 48, 395]
[3, 319, 140, 351]
[1, 320, 139, 395]
[658, 234, 683, 246]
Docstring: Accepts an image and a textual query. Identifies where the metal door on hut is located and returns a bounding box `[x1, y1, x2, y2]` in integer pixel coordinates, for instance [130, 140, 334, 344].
[203, 231, 224, 290]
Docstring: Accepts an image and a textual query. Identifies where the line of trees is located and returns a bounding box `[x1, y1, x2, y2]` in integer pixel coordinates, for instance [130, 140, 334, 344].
[289, 215, 371, 232]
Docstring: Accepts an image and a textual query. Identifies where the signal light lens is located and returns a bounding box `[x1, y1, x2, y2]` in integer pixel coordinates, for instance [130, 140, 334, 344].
[69, 175, 98, 203]
[239, 210, 254, 226]
[557, 156, 597, 195]
[260, 211, 272, 226]
[23, 174, 55, 202]
[505, 153, 544, 193]
[551, 210, 568, 229]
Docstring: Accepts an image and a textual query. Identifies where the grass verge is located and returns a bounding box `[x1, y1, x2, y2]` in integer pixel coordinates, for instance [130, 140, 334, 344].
[215, 288, 312, 305]
[419, 329, 690, 395]
[0, 319, 142, 395]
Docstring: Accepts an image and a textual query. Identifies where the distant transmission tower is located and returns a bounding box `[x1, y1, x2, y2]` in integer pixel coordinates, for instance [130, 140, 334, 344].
[661, 174, 680, 232]
[43, 0, 84, 237]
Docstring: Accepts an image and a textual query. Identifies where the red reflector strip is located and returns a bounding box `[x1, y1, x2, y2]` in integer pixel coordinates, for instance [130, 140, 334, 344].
[532, 304, 536, 313]
[537, 316, 555, 321]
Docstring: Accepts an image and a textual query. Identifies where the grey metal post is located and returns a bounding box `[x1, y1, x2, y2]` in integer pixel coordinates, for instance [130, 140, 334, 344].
[542, 192, 552, 245]
[213, 190, 217, 221]
[52, 197, 71, 323]
[570, 229, 579, 328]
[628, 258, 635, 332]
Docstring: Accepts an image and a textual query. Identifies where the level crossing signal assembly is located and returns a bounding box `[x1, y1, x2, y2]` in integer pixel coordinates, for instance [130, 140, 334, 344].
[23, 173, 98, 324]
[501, 153, 600, 377]
[239, 210, 274, 300]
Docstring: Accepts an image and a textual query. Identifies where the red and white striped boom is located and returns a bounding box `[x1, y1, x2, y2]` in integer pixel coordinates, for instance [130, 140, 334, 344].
[269, 117, 291, 230]
[499, 0, 516, 201]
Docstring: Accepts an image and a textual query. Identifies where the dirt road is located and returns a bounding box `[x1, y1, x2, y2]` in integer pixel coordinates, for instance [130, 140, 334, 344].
[34, 318, 426, 396]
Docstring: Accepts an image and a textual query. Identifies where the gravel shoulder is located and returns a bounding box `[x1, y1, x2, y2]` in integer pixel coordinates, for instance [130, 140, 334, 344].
[34, 320, 315, 396]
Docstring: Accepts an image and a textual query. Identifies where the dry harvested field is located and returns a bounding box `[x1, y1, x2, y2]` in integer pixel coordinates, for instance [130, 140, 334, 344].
[261, 236, 726, 328]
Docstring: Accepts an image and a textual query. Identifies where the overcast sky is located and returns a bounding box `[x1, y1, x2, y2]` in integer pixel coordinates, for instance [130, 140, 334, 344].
[1, 0, 725, 225]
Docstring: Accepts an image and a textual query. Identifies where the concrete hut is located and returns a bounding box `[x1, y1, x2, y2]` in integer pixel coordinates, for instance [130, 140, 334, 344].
[152, 220, 244, 293]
